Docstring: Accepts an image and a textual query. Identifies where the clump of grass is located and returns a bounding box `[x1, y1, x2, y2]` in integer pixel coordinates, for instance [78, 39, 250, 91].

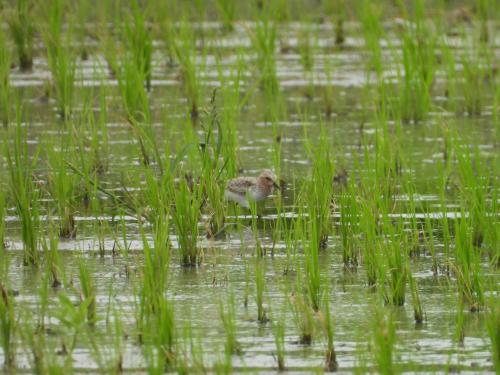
[117, 56, 162, 170]
[391, 0, 435, 123]
[40, 225, 63, 288]
[46, 141, 78, 238]
[173, 22, 203, 120]
[304, 125, 334, 249]
[78, 260, 96, 325]
[199, 91, 227, 238]
[0, 192, 5, 252]
[339, 183, 359, 269]
[304, 217, 321, 311]
[359, 198, 380, 287]
[219, 293, 240, 356]
[453, 216, 484, 312]
[409, 272, 424, 324]
[319, 298, 338, 372]
[7, 0, 34, 71]
[139, 214, 170, 318]
[43, 0, 76, 120]
[0, 28, 10, 127]
[371, 308, 395, 375]
[486, 295, 500, 373]
[290, 286, 315, 345]
[359, 0, 384, 74]
[6, 120, 40, 266]
[252, 20, 279, 95]
[146, 297, 176, 371]
[382, 225, 407, 306]
[215, 0, 236, 31]
[124, 1, 153, 91]
[298, 23, 315, 72]
[171, 178, 202, 267]
[0, 283, 15, 367]
[273, 315, 286, 370]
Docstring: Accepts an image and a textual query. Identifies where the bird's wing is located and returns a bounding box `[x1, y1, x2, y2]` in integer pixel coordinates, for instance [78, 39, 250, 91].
[226, 177, 257, 194]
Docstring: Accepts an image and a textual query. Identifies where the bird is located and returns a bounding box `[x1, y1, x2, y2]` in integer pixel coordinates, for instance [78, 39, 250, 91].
[224, 170, 279, 208]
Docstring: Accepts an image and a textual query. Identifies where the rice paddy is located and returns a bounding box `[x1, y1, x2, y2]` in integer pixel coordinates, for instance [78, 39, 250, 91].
[1, 0, 500, 373]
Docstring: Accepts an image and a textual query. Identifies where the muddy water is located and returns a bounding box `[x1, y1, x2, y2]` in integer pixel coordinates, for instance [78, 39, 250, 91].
[1, 21, 499, 372]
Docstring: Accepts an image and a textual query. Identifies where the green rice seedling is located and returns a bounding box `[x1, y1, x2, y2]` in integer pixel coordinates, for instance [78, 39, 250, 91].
[252, 20, 279, 95]
[219, 293, 241, 355]
[456, 145, 488, 248]
[382, 223, 407, 306]
[22, 315, 69, 374]
[38, 270, 50, 330]
[171, 177, 202, 267]
[41, 226, 63, 288]
[0, 28, 10, 127]
[320, 297, 338, 372]
[213, 344, 233, 375]
[304, 125, 334, 248]
[74, 0, 91, 60]
[46, 140, 78, 239]
[339, 182, 359, 269]
[290, 288, 315, 345]
[216, 64, 241, 177]
[304, 217, 322, 311]
[322, 54, 336, 118]
[255, 258, 267, 322]
[0, 283, 15, 367]
[359, 0, 384, 75]
[461, 50, 486, 116]
[423, 215, 438, 275]
[371, 307, 395, 375]
[298, 23, 315, 72]
[455, 297, 465, 345]
[146, 297, 176, 371]
[215, 0, 236, 31]
[198, 91, 227, 238]
[87, 307, 124, 373]
[43, 0, 76, 120]
[484, 187, 500, 266]
[334, 0, 346, 46]
[392, 0, 435, 123]
[486, 294, 500, 373]
[272, 314, 286, 370]
[0, 192, 5, 253]
[178, 319, 206, 373]
[7, 0, 34, 71]
[98, 24, 121, 77]
[55, 291, 92, 357]
[440, 39, 459, 113]
[117, 58, 163, 170]
[408, 271, 424, 324]
[453, 216, 484, 312]
[476, 0, 495, 42]
[173, 21, 203, 119]
[124, 1, 153, 91]
[6, 119, 40, 266]
[359, 199, 379, 287]
[140, 214, 170, 317]
[78, 260, 96, 325]
[117, 56, 151, 124]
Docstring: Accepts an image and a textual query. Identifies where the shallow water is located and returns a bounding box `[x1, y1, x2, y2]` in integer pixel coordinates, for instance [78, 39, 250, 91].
[1, 15, 500, 373]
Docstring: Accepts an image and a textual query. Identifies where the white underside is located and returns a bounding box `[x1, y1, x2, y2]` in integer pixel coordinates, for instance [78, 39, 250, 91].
[225, 188, 266, 208]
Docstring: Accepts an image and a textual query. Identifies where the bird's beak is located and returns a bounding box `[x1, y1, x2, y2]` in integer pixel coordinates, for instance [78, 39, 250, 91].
[273, 181, 280, 189]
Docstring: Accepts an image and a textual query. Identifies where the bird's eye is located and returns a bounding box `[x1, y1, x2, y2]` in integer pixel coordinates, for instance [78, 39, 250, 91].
[266, 177, 272, 181]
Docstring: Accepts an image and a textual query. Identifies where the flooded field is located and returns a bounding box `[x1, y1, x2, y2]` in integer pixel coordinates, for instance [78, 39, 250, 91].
[1, 0, 500, 373]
